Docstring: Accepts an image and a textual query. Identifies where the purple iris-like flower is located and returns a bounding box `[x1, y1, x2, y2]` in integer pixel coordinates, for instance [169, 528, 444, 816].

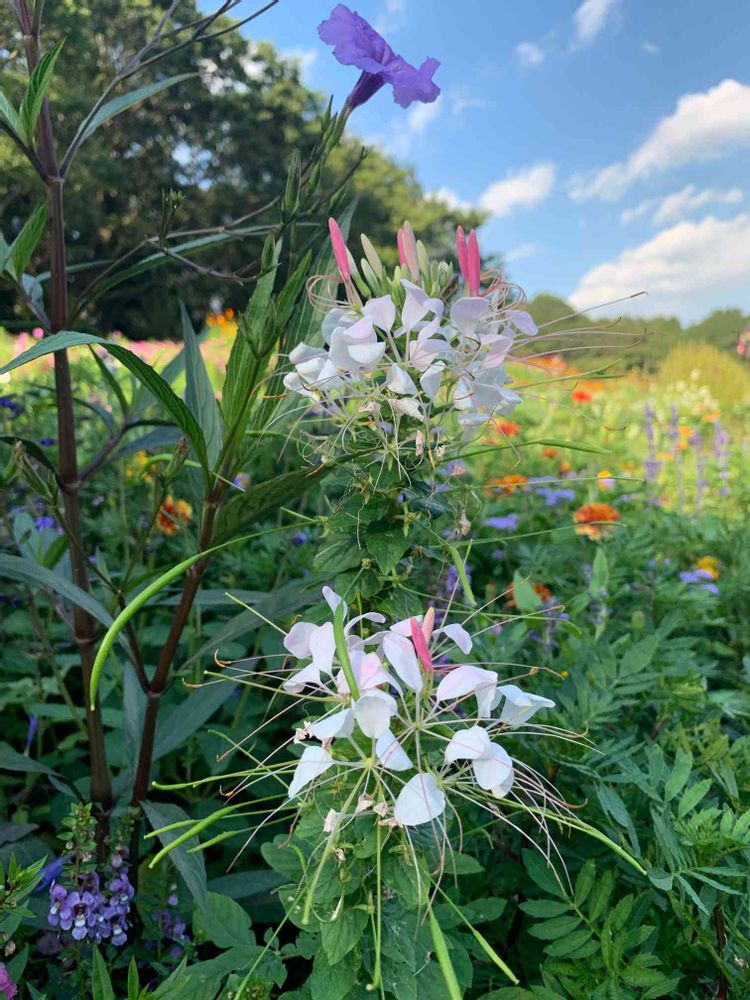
[484, 514, 518, 531]
[318, 4, 440, 110]
[679, 569, 719, 594]
[0, 962, 18, 1000]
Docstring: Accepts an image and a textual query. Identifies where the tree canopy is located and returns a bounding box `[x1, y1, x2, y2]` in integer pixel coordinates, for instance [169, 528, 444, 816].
[0, 0, 484, 337]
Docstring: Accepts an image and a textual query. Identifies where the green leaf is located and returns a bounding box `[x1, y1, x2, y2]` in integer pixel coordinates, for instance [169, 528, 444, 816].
[91, 945, 116, 1000]
[193, 892, 254, 950]
[72, 74, 194, 150]
[0, 553, 115, 631]
[543, 928, 593, 958]
[522, 849, 565, 897]
[0, 331, 209, 476]
[6, 203, 48, 281]
[574, 860, 596, 907]
[127, 957, 140, 1000]
[143, 801, 208, 909]
[309, 947, 359, 1000]
[321, 907, 368, 965]
[511, 571, 542, 613]
[664, 749, 693, 804]
[0, 90, 22, 140]
[364, 522, 410, 574]
[0, 744, 57, 775]
[153, 682, 236, 761]
[528, 915, 582, 940]
[182, 305, 222, 467]
[677, 778, 712, 818]
[519, 900, 570, 919]
[19, 40, 65, 145]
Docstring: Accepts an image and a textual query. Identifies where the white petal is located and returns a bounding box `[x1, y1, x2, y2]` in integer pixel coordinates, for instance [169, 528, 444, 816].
[492, 764, 516, 799]
[309, 622, 336, 676]
[444, 725, 490, 763]
[391, 397, 422, 419]
[394, 772, 445, 826]
[420, 363, 444, 400]
[352, 652, 392, 691]
[283, 621, 317, 659]
[436, 623, 473, 654]
[364, 295, 396, 333]
[282, 662, 322, 693]
[283, 372, 316, 398]
[322, 587, 345, 613]
[376, 730, 413, 771]
[401, 280, 431, 331]
[473, 743, 513, 791]
[497, 684, 555, 726]
[310, 708, 354, 741]
[506, 309, 537, 336]
[354, 691, 397, 738]
[386, 364, 418, 395]
[349, 340, 387, 365]
[434, 665, 498, 718]
[383, 633, 423, 691]
[288, 745, 334, 799]
[450, 296, 488, 339]
[289, 342, 326, 365]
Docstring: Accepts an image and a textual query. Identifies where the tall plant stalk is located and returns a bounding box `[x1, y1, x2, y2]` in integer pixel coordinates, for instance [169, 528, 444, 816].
[14, 0, 113, 826]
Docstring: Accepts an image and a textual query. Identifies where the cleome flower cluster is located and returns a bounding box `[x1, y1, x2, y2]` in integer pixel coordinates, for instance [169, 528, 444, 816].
[283, 222, 538, 448]
[280, 586, 559, 829]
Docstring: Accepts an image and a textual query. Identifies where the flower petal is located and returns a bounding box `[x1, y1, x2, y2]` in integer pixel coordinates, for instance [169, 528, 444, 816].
[435, 622, 473, 654]
[434, 664, 498, 717]
[283, 620, 317, 659]
[473, 743, 513, 791]
[288, 745, 334, 799]
[364, 295, 396, 333]
[354, 691, 397, 737]
[376, 729, 413, 771]
[394, 772, 445, 826]
[310, 708, 355, 741]
[383, 632, 423, 691]
[496, 684, 555, 726]
[444, 725, 490, 762]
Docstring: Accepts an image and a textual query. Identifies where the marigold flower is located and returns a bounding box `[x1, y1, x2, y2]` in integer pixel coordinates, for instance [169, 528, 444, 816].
[571, 389, 592, 404]
[558, 461, 572, 474]
[157, 497, 192, 536]
[488, 473, 528, 495]
[494, 420, 521, 437]
[541, 447, 558, 459]
[694, 556, 720, 580]
[573, 502, 620, 540]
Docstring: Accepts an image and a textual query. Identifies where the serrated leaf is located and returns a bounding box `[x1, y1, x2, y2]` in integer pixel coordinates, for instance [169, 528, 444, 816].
[19, 40, 65, 145]
[182, 305, 222, 467]
[6, 203, 47, 281]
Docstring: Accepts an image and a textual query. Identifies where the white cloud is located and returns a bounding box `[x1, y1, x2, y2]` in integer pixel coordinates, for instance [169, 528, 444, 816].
[479, 163, 556, 218]
[375, 0, 407, 35]
[505, 242, 539, 263]
[573, 0, 620, 45]
[427, 187, 473, 212]
[641, 41, 660, 55]
[387, 95, 443, 158]
[569, 213, 750, 321]
[515, 41, 546, 67]
[281, 47, 317, 76]
[620, 185, 744, 225]
[570, 79, 750, 202]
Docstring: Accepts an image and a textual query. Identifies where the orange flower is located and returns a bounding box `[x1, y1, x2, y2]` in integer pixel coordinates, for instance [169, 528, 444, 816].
[506, 581, 553, 607]
[157, 496, 192, 536]
[493, 419, 521, 437]
[573, 502, 620, 540]
[487, 473, 528, 496]
[571, 389, 592, 404]
[542, 447, 559, 459]
[558, 461, 572, 475]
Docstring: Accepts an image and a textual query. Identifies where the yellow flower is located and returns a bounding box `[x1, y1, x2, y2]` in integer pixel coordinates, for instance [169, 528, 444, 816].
[694, 556, 719, 580]
[157, 496, 193, 536]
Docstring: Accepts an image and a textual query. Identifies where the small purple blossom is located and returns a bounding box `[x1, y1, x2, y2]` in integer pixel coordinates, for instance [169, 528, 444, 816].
[291, 531, 309, 546]
[535, 487, 576, 507]
[40, 437, 56, 446]
[484, 514, 518, 531]
[318, 4, 440, 110]
[679, 569, 719, 594]
[0, 962, 17, 1000]
[34, 515, 56, 532]
[0, 396, 23, 417]
[24, 714, 38, 753]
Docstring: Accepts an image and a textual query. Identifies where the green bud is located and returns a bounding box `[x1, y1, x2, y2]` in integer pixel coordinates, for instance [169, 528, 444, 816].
[13, 442, 58, 503]
[281, 149, 301, 223]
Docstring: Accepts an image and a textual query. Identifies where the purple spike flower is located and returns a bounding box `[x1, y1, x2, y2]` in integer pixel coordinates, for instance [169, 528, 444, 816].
[318, 4, 440, 110]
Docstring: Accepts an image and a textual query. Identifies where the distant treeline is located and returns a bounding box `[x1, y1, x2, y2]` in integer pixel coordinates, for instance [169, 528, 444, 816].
[524, 294, 749, 371]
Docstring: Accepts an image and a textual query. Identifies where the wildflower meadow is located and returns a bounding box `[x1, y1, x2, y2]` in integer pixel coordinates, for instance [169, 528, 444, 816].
[0, 2, 749, 998]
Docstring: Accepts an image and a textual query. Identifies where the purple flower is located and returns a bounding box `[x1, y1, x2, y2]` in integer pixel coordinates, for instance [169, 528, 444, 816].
[318, 4, 440, 110]
[40, 437, 56, 446]
[679, 569, 719, 594]
[291, 531, 309, 546]
[536, 487, 575, 507]
[24, 714, 38, 753]
[0, 962, 17, 1000]
[34, 515, 56, 531]
[484, 514, 518, 531]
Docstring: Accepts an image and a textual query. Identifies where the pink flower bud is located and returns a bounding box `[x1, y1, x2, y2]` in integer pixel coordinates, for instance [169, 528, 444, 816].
[410, 616, 433, 671]
[467, 229, 481, 296]
[328, 217, 351, 283]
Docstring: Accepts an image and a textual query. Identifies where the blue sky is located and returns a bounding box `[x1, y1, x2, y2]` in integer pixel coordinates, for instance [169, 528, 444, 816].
[237, 0, 750, 323]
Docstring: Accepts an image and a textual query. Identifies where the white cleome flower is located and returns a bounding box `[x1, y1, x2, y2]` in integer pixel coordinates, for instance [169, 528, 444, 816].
[434, 664, 499, 718]
[288, 745, 335, 799]
[495, 684, 555, 726]
[394, 772, 446, 826]
[445, 725, 515, 798]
